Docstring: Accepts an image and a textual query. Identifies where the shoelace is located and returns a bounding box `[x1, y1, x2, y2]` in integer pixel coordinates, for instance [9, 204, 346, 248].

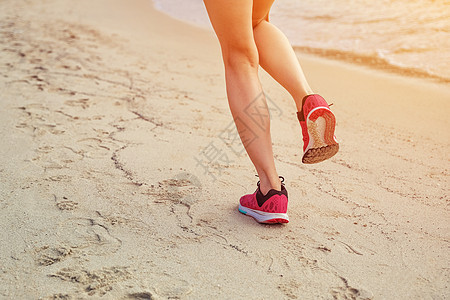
[255, 175, 285, 187]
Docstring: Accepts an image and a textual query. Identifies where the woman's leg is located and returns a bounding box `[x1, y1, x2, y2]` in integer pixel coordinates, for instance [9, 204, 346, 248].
[203, 0, 281, 194]
[252, 3, 313, 112]
[252, 3, 339, 164]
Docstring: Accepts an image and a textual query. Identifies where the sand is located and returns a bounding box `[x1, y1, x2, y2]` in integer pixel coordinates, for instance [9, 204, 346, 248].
[0, 0, 449, 299]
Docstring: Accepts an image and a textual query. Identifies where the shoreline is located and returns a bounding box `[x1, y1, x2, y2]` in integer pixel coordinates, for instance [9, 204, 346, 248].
[293, 46, 450, 84]
[0, 0, 449, 299]
[152, 1, 450, 85]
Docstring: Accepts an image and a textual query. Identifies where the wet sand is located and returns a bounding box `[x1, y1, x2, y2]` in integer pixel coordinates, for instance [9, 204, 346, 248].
[0, 0, 449, 299]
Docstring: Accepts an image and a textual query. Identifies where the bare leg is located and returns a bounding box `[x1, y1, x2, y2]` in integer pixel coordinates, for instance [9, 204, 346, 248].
[203, 0, 281, 194]
[253, 19, 314, 112]
[252, 12, 339, 164]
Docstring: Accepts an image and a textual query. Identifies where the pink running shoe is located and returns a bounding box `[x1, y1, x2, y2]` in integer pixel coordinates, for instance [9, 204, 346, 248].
[239, 177, 289, 224]
[297, 94, 339, 164]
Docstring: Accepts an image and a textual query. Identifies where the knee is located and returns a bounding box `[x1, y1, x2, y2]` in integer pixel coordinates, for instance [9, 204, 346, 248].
[221, 41, 259, 71]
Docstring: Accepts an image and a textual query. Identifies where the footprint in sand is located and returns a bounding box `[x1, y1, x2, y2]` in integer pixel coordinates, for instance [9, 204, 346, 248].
[15, 104, 66, 136]
[151, 274, 193, 299]
[64, 98, 90, 109]
[42, 293, 73, 300]
[33, 217, 121, 267]
[34, 245, 73, 266]
[56, 217, 121, 256]
[49, 266, 130, 297]
[330, 279, 373, 300]
[278, 278, 303, 299]
[149, 172, 203, 230]
[165, 172, 202, 205]
[55, 196, 78, 211]
[125, 292, 154, 300]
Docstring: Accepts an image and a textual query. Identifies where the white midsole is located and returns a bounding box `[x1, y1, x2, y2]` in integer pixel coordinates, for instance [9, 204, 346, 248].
[239, 205, 289, 222]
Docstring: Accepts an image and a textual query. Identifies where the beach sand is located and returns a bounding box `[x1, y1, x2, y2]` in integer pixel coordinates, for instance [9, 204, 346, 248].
[0, 0, 449, 299]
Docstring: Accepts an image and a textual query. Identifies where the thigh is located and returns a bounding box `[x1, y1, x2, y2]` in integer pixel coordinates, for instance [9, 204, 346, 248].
[203, 0, 253, 47]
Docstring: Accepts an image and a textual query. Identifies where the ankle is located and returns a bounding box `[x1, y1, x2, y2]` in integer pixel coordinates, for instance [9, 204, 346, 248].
[258, 174, 281, 195]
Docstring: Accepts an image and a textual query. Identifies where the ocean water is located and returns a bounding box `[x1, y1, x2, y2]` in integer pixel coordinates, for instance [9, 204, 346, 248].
[153, 0, 450, 83]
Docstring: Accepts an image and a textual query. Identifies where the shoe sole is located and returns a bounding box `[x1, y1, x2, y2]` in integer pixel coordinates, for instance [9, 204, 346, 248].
[239, 204, 289, 224]
[302, 107, 339, 164]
